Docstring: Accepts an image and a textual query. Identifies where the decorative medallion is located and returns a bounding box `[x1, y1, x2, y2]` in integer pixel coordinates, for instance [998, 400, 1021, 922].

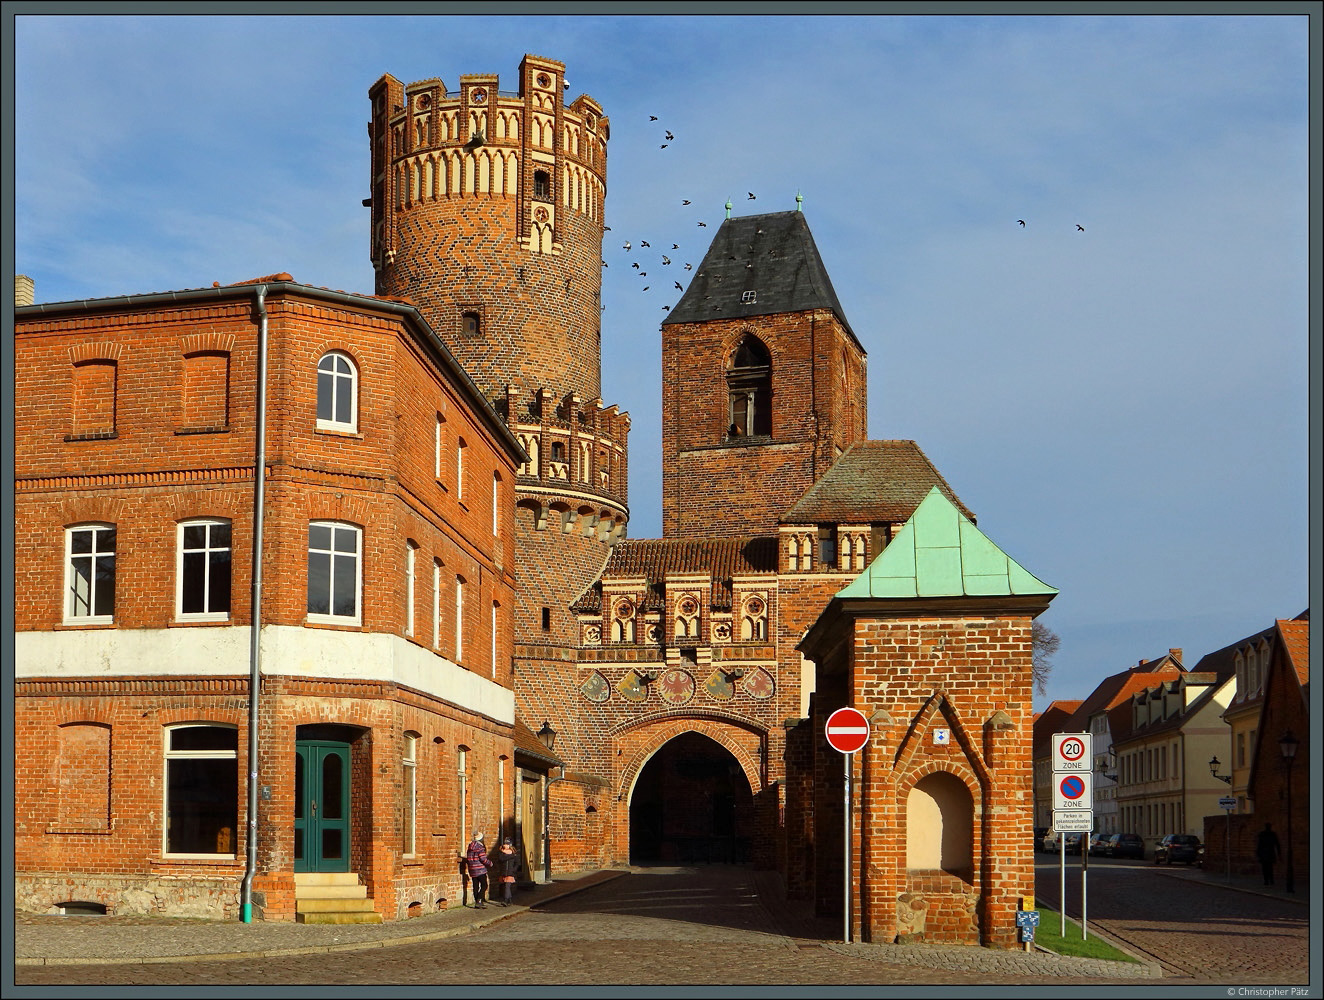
[704, 669, 734, 701]
[470, 88, 488, 104]
[712, 621, 732, 643]
[534, 206, 549, 223]
[582, 623, 601, 645]
[745, 596, 765, 616]
[645, 623, 661, 644]
[743, 667, 775, 700]
[658, 668, 695, 706]
[580, 670, 610, 703]
[417, 93, 431, 110]
[678, 596, 699, 617]
[617, 669, 648, 702]
[536, 73, 551, 89]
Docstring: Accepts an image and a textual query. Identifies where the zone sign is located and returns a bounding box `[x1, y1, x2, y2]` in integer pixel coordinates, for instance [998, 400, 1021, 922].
[1052, 732, 1092, 773]
[1052, 771, 1093, 811]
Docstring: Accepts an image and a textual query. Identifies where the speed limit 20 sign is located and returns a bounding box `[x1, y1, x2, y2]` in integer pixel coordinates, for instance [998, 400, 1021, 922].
[1052, 732, 1092, 773]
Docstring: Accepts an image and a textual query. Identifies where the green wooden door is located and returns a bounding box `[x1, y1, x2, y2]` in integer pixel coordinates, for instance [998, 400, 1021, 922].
[294, 740, 351, 872]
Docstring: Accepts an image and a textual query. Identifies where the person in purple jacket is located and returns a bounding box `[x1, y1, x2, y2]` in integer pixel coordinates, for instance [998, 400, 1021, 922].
[465, 832, 491, 908]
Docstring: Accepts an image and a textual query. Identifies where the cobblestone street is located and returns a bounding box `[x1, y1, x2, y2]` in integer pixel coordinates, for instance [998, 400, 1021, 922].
[1033, 856, 1310, 984]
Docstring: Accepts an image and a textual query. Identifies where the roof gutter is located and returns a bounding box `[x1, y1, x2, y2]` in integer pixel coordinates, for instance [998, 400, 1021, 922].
[240, 284, 269, 923]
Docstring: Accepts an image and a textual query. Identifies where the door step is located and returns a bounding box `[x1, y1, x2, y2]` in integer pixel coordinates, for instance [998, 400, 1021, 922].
[294, 872, 383, 924]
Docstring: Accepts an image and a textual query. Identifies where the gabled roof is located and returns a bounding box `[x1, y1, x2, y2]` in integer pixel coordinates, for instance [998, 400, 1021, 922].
[1060, 654, 1185, 741]
[1032, 700, 1082, 758]
[570, 536, 778, 613]
[1114, 670, 1233, 744]
[662, 211, 857, 343]
[1277, 618, 1310, 695]
[781, 440, 974, 525]
[836, 487, 1055, 600]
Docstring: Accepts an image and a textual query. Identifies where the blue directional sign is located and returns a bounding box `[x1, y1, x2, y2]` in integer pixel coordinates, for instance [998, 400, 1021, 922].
[1015, 910, 1040, 942]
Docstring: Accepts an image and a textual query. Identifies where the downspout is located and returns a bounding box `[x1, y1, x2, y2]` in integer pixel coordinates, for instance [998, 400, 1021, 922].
[241, 284, 270, 922]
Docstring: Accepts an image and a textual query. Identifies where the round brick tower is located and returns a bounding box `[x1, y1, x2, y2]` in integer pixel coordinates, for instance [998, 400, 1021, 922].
[368, 55, 628, 777]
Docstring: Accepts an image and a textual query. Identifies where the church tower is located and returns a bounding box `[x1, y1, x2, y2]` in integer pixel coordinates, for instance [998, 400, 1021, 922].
[368, 56, 628, 755]
[660, 209, 867, 538]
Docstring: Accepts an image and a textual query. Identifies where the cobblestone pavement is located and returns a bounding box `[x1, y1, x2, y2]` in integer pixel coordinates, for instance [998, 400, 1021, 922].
[14, 866, 1150, 990]
[1034, 855, 1310, 984]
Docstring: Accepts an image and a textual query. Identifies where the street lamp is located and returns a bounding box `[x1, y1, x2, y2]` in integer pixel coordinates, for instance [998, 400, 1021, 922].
[1278, 730, 1298, 894]
[537, 721, 566, 884]
[1208, 756, 1232, 784]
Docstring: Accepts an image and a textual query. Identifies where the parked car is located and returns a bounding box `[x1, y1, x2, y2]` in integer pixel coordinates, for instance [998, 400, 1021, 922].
[1154, 833, 1201, 865]
[1044, 831, 1085, 855]
[1089, 833, 1110, 856]
[1106, 833, 1145, 859]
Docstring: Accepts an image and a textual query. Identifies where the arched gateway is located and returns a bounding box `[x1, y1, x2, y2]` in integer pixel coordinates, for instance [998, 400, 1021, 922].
[626, 732, 757, 865]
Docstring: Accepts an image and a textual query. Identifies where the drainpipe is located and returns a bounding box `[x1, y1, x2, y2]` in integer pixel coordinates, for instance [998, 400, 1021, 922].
[542, 767, 567, 882]
[241, 284, 270, 922]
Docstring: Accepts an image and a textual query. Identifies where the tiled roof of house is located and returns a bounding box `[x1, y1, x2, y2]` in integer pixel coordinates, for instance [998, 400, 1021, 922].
[662, 211, 858, 344]
[1032, 700, 1082, 758]
[1062, 654, 1185, 738]
[1277, 618, 1310, 694]
[570, 536, 779, 614]
[513, 719, 562, 768]
[1115, 670, 1231, 742]
[781, 440, 974, 525]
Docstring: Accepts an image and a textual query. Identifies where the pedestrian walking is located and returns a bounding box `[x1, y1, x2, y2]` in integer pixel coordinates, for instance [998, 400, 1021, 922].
[1256, 822, 1281, 885]
[465, 831, 491, 908]
[493, 836, 521, 906]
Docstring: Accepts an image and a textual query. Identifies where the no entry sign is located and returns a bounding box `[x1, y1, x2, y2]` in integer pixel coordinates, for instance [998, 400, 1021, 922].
[825, 707, 870, 754]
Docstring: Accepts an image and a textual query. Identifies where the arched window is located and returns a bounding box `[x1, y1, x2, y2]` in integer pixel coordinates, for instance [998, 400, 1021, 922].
[533, 169, 550, 200]
[316, 351, 358, 432]
[726, 335, 771, 438]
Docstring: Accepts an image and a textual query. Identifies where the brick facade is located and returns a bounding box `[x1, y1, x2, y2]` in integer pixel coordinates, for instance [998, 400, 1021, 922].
[15, 281, 523, 920]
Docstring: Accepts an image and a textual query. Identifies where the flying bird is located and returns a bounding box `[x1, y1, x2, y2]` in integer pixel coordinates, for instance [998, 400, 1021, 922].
[622, 241, 632, 251]
[684, 263, 693, 270]
[698, 221, 707, 227]
[671, 243, 679, 249]
[640, 241, 650, 247]
[663, 305, 670, 311]
[649, 115, 658, 121]
[601, 260, 608, 267]
[682, 199, 691, 205]
[662, 256, 671, 265]
[660, 144, 668, 149]
[640, 272, 647, 277]
[604, 226, 611, 231]
[632, 262, 639, 269]
[748, 192, 756, 200]
[674, 281, 683, 290]
[642, 286, 649, 291]
[665, 130, 674, 140]
[1018, 220, 1026, 227]
[1077, 224, 1085, 231]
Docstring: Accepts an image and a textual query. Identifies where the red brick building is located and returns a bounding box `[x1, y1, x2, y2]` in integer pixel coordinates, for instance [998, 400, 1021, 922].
[15, 277, 525, 921]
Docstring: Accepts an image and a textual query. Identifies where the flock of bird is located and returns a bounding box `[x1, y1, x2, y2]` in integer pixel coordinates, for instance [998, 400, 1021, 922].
[1018, 219, 1087, 232]
[597, 116, 773, 312]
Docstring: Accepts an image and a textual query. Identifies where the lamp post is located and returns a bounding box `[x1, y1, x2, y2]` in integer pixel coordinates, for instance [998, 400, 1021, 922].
[536, 721, 566, 884]
[1278, 731, 1298, 894]
[1210, 757, 1233, 882]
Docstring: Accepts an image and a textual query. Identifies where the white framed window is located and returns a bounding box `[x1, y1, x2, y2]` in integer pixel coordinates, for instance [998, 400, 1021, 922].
[316, 351, 358, 432]
[433, 558, 442, 648]
[65, 523, 116, 623]
[307, 521, 362, 624]
[403, 732, 418, 856]
[490, 600, 499, 678]
[435, 414, 445, 480]
[163, 724, 238, 857]
[492, 471, 501, 535]
[455, 575, 466, 661]
[177, 519, 232, 620]
[405, 541, 417, 636]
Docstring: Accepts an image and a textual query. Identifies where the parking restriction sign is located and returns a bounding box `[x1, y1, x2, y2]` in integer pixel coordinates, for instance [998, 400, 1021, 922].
[1053, 771, 1093, 810]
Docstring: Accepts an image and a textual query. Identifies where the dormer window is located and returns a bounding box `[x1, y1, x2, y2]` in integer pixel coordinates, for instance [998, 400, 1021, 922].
[741, 290, 757, 304]
[726, 334, 771, 439]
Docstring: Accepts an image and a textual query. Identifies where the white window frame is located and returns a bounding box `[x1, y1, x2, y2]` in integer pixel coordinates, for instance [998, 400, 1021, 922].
[490, 600, 498, 678]
[433, 558, 442, 649]
[306, 521, 363, 625]
[65, 523, 116, 624]
[457, 437, 467, 499]
[403, 732, 418, 857]
[455, 575, 466, 662]
[435, 413, 445, 481]
[405, 541, 417, 636]
[162, 723, 239, 859]
[176, 518, 232, 622]
[316, 351, 358, 433]
[492, 471, 501, 535]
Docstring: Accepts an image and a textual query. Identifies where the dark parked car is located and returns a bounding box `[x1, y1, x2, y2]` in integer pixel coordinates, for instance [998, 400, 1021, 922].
[1044, 831, 1085, 855]
[1107, 833, 1145, 859]
[1154, 833, 1201, 864]
[1089, 833, 1110, 856]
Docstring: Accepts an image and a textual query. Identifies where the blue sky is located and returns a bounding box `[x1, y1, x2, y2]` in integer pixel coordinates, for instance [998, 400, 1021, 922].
[11, 13, 1312, 708]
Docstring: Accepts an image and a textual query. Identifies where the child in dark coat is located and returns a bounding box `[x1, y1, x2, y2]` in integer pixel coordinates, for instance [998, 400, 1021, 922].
[493, 836, 521, 906]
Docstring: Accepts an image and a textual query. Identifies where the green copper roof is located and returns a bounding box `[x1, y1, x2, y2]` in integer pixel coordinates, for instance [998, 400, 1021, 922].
[837, 487, 1058, 600]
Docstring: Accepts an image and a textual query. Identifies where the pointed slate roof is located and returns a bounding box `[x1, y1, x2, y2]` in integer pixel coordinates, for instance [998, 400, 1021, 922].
[781, 440, 974, 525]
[662, 211, 858, 344]
[837, 487, 1056, 600]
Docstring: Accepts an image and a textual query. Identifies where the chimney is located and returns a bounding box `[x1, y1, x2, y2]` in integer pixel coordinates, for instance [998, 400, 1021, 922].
[1168, 648, 1182, 664]
[15, 274, 35, 307]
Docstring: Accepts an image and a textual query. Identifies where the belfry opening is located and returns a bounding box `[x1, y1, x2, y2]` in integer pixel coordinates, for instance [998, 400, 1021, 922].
[628, 732, 755, 866]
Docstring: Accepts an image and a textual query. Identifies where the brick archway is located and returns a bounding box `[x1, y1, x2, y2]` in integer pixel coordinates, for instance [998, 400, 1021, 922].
[616, 717, 765, 805]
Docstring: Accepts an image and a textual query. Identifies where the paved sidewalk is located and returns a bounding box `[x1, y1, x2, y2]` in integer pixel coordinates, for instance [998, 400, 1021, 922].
[14, 869, 628, 967]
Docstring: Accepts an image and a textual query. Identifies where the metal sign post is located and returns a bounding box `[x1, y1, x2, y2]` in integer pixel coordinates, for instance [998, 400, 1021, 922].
[1052, 733, 1093, 942]
[825, 707, 870, 945]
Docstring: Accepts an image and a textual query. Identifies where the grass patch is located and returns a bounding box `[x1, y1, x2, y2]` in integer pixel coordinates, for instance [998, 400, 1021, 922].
[1029, 908, 1137, 962]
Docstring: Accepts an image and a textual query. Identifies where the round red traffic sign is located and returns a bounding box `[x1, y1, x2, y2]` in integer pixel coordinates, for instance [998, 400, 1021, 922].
[825, 707, 870, 754]
[1058, 736, 1086, 762]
